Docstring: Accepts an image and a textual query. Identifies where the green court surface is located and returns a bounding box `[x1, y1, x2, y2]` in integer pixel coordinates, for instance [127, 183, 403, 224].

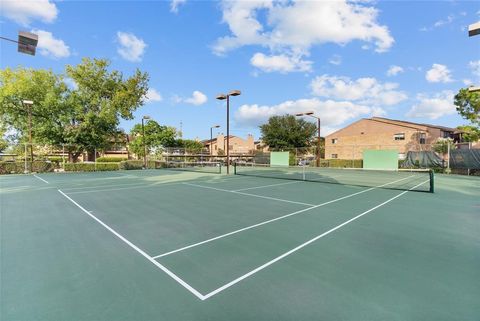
[1, 169, 479, 321]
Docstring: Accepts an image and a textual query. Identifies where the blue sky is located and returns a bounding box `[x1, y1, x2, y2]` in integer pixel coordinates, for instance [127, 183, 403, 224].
[1, 0, 479, 141]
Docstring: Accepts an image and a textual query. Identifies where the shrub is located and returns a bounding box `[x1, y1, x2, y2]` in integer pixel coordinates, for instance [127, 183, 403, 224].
[319, 159, 363, 168]
[96, 157, 128, 162]
[0, 161, 55, 174]
[119, 160, 156, 170]
[64, 162, 119, 172]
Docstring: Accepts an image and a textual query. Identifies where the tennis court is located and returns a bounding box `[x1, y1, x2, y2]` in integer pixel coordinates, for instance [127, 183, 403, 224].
[1, 168, 479, 320]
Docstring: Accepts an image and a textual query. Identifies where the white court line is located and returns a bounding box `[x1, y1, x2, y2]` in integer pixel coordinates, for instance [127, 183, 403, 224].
[33, 175, 49, 184]
[182, 182, 315, 206]
[201, 179, 430, 300]
[153, 175, 416, 259]
[57, 189, 206, 300]
[233, 181, 301, 192]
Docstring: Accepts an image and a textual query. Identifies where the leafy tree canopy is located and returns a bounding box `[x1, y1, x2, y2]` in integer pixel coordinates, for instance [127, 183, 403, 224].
[454, 88, 480, 127]
[0, 58, 149, 161]
[457, 125, 480, 142]
[174, 139, 204, 153]
[129, 120, 177, 157]
[260, 115, 317, 149]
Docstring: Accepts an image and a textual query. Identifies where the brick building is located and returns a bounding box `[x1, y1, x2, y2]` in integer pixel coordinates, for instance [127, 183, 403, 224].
[325, 117, 462, 160]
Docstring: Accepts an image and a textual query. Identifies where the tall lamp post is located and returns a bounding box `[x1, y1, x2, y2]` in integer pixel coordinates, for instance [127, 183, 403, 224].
[468, 22, 480, 93]
[210, 125, 220, 156]
[22, 100, 34, 172]
[142, 115, 150, 169]
[295, 112, 321, 167]
[216, 90, 241, 174]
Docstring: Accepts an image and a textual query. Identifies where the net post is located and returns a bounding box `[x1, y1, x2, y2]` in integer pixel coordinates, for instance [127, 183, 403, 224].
[429, 169, 434, 193]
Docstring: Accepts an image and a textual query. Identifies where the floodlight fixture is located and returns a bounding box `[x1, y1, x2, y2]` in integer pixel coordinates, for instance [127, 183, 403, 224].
[228, 90, 241, 96]
[468, 21, 480, 37]
[18, 31, 38, 55]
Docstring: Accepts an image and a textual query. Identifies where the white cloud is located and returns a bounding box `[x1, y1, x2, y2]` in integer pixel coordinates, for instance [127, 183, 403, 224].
[250, 52, 312, 73]
[386, 65, 404, 76]
[174, 91, 208, 106]
[328, 54, 342, 66]
[425, 63, 453, 83]
[170, 0, 186, 13]
[433, 15, 454, 28]
[406, 91, 455, 119]
[463, 79, 473, 86]
[31, 29, 70, 59]
[213, 0, 393, 73]
[234, 98, 383, 132]
[0, 0, 58, 25]
[469, 60, 480, 78]
[116, 32, 147, 62]
[310, 75, 407, 106]
[145, 88, 163, 103]
[420, 14, 455, 31]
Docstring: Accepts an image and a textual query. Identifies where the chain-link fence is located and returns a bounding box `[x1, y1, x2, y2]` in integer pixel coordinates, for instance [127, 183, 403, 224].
[1, 141, 479, 175]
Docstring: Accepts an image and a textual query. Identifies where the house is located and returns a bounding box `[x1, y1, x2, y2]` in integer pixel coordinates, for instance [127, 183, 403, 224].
[203, 134, 255, 156]
[325, 117, 462, 160]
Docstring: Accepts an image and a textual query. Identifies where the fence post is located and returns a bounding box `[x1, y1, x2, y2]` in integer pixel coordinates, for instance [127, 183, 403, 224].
[94, 148, 97, 171]
[24, 143, 28, 174]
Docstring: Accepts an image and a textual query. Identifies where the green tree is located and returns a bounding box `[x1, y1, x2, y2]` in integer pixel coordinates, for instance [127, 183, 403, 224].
[260, 115, 317, 149]
[174, 139, 204, 154]
[0, 59, 149, 161]
[433, 138, 453, 154]
[0, 67, 68, 148]
[454, 88, 480, 126]
[457, 125, 480, 142]
[129, 120, 177, 157]
[65, 58, 149, 160]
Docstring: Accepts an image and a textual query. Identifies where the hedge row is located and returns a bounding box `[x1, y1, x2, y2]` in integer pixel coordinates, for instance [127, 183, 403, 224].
[119, 160, 157, 170]
[0, 161, 55, 174]
[96, 157, 128, 162]
[64, 162, 120, 172]
[319, 159, 363, 168]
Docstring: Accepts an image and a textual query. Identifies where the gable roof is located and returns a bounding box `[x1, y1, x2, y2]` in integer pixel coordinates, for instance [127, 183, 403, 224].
[372, 117, 456, 132]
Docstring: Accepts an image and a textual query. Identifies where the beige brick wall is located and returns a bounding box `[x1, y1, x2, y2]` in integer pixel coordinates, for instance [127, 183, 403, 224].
[325, 119, 441, 159]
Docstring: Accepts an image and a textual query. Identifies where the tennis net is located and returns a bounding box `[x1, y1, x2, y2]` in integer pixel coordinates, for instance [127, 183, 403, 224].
[234, 163, 434, 192]
[157, 161, 222, 174]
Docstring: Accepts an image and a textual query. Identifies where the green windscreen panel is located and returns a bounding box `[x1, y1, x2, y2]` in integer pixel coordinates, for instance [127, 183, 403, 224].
[270, 152, 289, 166]
[363, 150, 398, 170]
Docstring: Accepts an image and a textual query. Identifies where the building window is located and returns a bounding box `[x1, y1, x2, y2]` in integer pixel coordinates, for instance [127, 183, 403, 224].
[331, 154, 338, 159]
[419, 133, 426, 144]
[442, 131, 451, 138]
[331, 138, 338, 144]
[394, 133, 405, 141]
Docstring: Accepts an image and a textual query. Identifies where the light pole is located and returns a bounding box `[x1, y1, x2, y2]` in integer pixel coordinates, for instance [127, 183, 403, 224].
[296, 112, 321, 167]
[142, 115, 150, 169]
[210, 125, 220, 156]
[22, 100, 34, 172]
[216, 90, 241, 174]
[468, 22, 480, 92]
